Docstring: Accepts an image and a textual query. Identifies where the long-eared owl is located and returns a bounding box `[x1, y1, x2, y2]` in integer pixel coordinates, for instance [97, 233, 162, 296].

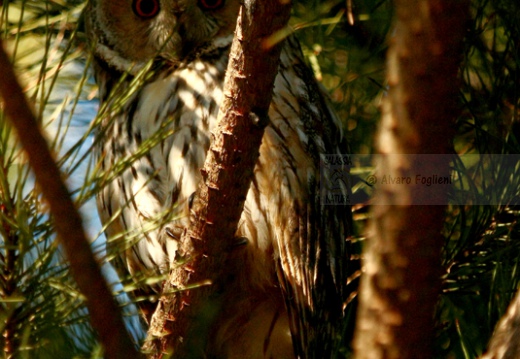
[84, 0, 351, 357]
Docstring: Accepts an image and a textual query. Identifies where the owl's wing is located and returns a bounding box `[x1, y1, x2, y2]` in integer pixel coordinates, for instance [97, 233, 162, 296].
[270, 37, 352, 357]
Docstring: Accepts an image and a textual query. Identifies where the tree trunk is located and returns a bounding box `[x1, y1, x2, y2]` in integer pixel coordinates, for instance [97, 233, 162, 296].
[353, 1, 468, 358]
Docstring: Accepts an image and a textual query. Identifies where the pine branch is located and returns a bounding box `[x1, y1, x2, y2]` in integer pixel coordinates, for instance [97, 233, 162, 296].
[353, 1, 468, 358]
[0, 39, 140, 359]
[143, 0, 292, 357]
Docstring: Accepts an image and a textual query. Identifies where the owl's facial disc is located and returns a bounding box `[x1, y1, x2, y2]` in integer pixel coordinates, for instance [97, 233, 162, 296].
[87, 0, 238, 73]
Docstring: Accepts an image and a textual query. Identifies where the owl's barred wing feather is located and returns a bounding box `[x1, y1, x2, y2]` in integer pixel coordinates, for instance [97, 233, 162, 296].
[268, 37, 351, 357]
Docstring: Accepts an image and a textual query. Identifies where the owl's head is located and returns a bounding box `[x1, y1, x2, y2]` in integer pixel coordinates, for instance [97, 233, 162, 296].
[85, 0, 239, 72]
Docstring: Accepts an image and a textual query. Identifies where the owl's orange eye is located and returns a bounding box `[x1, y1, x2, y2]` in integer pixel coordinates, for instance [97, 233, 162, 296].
[132, 0, 160, 19]
[198, 0, 224, 10]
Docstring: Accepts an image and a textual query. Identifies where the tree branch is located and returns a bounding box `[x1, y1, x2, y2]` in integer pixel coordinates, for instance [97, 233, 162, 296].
[0, 40, 140, 359]
[353, 1, 468, 358]
[144, 0, 292, 357]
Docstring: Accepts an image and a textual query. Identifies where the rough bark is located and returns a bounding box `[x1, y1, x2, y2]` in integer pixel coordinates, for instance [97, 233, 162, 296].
[353, 1, 468, 358]
[143, 0, 292, 357]
[0, 41, 140, 358]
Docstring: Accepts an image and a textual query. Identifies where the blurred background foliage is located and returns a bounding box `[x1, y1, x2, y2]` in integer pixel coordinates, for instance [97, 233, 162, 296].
[0, 0, 519, 358]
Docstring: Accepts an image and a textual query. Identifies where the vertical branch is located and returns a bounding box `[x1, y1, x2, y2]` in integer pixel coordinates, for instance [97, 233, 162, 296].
[353, 1, 468, 358]
[0, 40, 140, 359]
[145, 0, 292, 357]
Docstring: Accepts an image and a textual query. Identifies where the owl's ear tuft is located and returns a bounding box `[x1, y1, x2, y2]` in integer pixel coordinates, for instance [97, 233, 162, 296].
[132, 0, 161, 19]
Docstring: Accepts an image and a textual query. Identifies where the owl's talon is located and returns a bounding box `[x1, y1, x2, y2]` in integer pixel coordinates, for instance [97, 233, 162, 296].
[249, 110, 269, 127]
[165, 226, 184, 240]
[188, 192, 196, 209]
[227, 236, 248, 251]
